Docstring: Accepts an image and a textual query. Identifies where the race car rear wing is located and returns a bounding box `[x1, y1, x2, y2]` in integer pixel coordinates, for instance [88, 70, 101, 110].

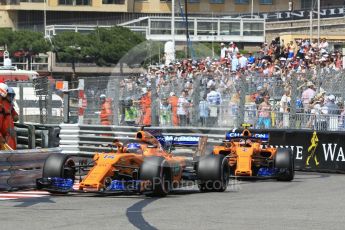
[145, 129, 200, 147]
[225, 132, 270, 143]
[155, 135, 200, 147]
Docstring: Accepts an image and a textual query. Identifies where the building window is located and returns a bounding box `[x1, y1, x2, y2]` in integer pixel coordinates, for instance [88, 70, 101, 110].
[76, 0, 91, 5]
[259, 0, 272, 4]
[235, 0, 249, 4]
[103, 0, 124, 4]
[18, 0, 44, 2]
[210, 0, 224, 4]
[301, 0, 313, 9]
[59, 0, 91, 5]
[59, 0, 73, 5]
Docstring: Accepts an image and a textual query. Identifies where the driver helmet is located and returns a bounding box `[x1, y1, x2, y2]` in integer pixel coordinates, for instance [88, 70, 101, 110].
[126, 143, 142, 154]
[239, 139, 246, 145]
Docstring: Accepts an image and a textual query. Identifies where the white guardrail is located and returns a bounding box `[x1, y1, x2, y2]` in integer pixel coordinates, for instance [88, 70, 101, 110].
[59, 124, 225, 156]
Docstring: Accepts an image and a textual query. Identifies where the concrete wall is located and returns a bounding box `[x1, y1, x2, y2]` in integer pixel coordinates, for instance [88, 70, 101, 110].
[265, 16, 345, 43]
[0, 0, 301, 14]
[0, 10, 17, 28]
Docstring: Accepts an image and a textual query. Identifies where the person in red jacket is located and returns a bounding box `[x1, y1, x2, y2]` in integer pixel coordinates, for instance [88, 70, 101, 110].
[0, 83, 17, 150]
[3, 87, 18, 150]
[99, 94, 113, 125]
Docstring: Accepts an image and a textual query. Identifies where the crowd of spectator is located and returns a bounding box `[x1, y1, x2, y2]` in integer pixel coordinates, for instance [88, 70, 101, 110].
[91, 37, 345, 130]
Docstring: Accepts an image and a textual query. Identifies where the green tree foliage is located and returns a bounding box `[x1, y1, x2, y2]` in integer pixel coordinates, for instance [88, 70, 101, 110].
[0, 29, 50, 54]
[0, 28, 14, 49]
[11, 30, 51, 54]
[52, 31, 87, 63]
[52, 26, 146, 66]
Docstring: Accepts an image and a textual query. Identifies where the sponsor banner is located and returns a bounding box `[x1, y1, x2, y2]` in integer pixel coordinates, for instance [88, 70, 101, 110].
[226, 132, 269, 142]
[225, 7, 345, 22]
[265, 129, 345, 173]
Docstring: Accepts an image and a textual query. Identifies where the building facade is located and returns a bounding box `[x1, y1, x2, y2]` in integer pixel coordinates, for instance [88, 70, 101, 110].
[1, 0, 344, 30]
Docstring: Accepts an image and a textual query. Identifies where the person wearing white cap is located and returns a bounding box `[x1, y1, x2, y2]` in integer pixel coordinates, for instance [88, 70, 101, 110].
[301, 81, 316, 112]
[228, 42, 239, 59]
[325, 95, 339, 115]
[324, 94, 340, 130]
[220, 43, 227, 59]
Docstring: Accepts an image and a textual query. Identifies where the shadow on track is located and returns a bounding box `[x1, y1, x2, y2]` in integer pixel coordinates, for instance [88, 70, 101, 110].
[126, 198, 159, 230]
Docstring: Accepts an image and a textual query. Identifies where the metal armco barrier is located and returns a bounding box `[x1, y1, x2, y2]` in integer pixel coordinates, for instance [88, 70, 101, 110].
[59, 124, 345, 173]
[0, 148, 62, 191]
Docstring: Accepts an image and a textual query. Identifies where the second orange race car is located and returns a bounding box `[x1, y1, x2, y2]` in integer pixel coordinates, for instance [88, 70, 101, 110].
[211, 124, 294, 181]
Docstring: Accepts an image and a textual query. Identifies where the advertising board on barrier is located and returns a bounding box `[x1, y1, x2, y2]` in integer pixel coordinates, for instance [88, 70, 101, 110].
[267, 130, 345, 173]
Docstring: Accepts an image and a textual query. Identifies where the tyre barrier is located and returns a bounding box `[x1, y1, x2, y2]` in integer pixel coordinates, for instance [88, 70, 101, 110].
[0, 148, 62, 191]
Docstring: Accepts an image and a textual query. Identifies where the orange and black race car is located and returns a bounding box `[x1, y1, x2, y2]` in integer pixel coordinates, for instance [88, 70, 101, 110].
[37, 127, 230, 196]
[211, 124, 294, 181]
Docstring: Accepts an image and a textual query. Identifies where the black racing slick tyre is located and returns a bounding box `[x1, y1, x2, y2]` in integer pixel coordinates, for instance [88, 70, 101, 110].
[197, 154, 229, 192]
[275, 148, 294, 181]
[42, 154, 76, 193]
[139, 157, 172, 197]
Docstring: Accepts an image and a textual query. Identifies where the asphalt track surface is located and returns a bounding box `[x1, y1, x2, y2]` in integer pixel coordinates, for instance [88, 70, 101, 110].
[1, 172, 345, 230]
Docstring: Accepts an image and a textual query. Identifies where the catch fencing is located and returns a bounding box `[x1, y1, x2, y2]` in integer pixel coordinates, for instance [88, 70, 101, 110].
[76, 69, 345, 131]
[7, 78, 64, 124]
[0, 148, 62, 191]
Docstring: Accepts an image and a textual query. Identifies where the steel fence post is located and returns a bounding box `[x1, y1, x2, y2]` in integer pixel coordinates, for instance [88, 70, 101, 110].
[47, 84, 52, 124]
[290, 72, 297, 129]
[151, 78, 159, 126]
[19, 84, 24, 124]
[192, 75, 200, 126]
[238, 73, 246, 127]
[113, 78, 120, 125]
[27, 124, 36, 149]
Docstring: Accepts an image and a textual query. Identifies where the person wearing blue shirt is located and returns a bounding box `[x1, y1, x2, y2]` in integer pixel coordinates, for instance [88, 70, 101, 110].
[248, 52, 256, 64]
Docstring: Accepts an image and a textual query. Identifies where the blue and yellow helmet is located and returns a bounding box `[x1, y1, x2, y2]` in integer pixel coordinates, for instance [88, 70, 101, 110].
[126, 143, 142, 153]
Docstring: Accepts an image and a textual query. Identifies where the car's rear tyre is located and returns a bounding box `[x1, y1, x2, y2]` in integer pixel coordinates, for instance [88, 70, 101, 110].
[197, 154, 229, 192]
[275, 148, 294, 181]
[140, 157, 172, 197]
[42, 153, 76, 194]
